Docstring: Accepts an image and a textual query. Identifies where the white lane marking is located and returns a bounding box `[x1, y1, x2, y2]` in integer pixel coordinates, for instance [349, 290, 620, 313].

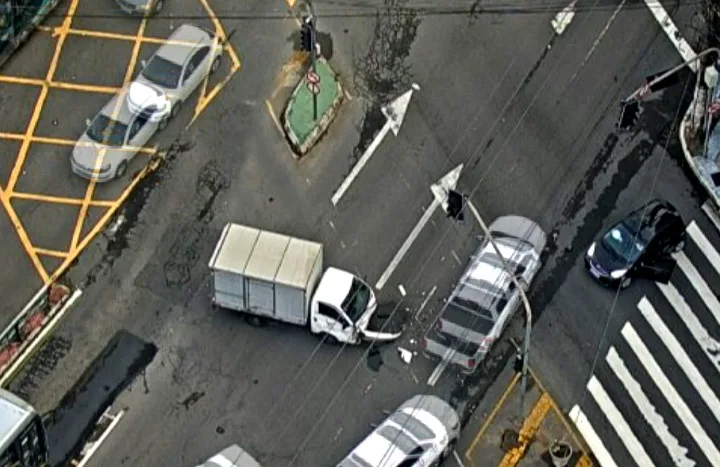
[587, 375, 653, 466]
[643, 0, 698, 71]
[569, 405, 619, 467]
[551, 0, 577, 35]
[622, 323, 720, 465]
[686, 220, 720, 278]
[398, 284, 407, 296]
[673, 251, 720, 326]
[331, 122, 391, 206]
[701, 201, 720, 234]
[426, 350, 451, 387]
[658, 282, 720, 373]
[75, 408, 125, 467]
[452, 449, 466, 467]
[567, 0, 627, 85]
[639, 297, 720, 428]
[376, 200, 440, 290]
[415, 285, 437, 320]
[606, 346, 694, 466]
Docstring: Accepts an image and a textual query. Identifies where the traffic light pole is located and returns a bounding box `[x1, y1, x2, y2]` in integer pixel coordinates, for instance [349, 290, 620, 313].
[625, 47, 720, 102]
[307, 0, 318, 120]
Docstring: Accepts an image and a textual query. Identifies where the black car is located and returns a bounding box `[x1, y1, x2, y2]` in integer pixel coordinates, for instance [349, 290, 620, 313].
[584, 199, 686, 289]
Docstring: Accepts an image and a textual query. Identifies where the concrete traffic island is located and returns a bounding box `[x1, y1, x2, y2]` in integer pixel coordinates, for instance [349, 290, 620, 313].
[282, 57, 344, 157]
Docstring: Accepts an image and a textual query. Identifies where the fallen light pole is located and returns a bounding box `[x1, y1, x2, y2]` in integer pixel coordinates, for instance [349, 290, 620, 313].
[460, 195, 534, 421]
[618, 47, 720, 130]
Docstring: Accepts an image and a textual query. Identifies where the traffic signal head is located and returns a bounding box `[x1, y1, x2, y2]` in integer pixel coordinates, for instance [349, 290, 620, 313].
[616, 100, 640, 130]
[300, 17, 315, 52]
[300, 23, 311, 52]
[447, 190, 465, 221]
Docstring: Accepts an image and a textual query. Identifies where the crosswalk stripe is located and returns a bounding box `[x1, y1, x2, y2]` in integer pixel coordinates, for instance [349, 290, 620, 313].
[686, 220, 720, 278]
[586, 375, 653, 466]
[622, 323, 720, 465]
[638, 297, 720, 425]
[673, 251, 720, 325]
[569, 405, 619, 467]
[606, 345, 694, 466]
[657, 282, 720, 373]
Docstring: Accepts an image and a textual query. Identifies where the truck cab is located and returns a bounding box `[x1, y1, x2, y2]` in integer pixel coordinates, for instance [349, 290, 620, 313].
[310, 268, 401, 344]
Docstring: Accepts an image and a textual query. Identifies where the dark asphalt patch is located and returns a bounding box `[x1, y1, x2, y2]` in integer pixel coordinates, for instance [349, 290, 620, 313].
[350, 0, 421, 166]
[134, 160, 229, 305]
[75, 138, 191, 288]
[44, 330, 157, 467]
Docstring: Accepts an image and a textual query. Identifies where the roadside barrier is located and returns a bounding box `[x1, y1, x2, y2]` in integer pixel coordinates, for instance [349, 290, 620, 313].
[0, 282, 82, 387]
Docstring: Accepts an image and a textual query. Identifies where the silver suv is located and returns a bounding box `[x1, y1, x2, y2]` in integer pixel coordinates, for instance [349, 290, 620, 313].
[423, 215, 546, 372]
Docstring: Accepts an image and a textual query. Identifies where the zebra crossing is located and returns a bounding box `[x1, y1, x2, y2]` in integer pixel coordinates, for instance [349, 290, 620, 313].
[569, 213, 720, 467]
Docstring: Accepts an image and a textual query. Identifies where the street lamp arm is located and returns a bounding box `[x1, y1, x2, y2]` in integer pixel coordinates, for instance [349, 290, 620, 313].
[626, 47, 720, 102]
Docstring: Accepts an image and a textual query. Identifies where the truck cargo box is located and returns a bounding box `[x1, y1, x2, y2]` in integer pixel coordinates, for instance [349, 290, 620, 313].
[208, 223, 324, 325]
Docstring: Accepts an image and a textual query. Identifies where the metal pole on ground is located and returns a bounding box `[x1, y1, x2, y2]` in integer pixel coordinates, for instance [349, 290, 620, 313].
[465, 200, 533, 423]
[307, 0, 318, 120]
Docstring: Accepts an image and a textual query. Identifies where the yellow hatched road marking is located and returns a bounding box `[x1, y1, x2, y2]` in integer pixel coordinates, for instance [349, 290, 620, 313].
[465, 373, 521, 467]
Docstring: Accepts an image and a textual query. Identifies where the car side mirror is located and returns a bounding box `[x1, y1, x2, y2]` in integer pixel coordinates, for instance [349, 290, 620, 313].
[85, 118, 91, 127]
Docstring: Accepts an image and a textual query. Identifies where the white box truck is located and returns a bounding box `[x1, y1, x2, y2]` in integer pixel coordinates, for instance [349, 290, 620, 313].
[209, 223, 401, 345]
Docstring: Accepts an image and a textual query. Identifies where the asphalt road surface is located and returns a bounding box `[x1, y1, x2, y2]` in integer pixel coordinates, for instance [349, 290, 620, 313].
[3, 0, 711, 466]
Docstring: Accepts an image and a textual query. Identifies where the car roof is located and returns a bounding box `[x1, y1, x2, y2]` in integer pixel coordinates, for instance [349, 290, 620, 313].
[154, 24, 213, 65]
[98, 87, 136, 125]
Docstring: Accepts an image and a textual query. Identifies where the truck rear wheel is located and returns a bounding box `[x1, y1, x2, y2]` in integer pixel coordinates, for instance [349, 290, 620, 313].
[245, 315, 267, 327]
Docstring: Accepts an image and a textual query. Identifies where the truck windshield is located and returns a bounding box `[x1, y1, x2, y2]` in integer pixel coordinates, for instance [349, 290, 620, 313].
[342, 278, 370, 322]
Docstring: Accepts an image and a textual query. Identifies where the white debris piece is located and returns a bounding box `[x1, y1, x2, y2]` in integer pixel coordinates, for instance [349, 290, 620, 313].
[398, 347, 413, 364]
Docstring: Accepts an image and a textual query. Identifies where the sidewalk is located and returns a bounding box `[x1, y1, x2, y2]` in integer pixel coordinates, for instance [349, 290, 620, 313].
[282, 57, 344, 156]
[459, 362, 593, 467]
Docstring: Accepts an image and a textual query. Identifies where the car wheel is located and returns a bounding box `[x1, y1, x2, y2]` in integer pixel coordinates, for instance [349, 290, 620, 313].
[158, 117, 168, 130]
[115, 161, 128, 179]
[210, 55, 221, 73]
[673, 239, 685, 253]
[619, 276, 632, 289]
[170, 100, 182, 119]
[154, 0, 163, 13]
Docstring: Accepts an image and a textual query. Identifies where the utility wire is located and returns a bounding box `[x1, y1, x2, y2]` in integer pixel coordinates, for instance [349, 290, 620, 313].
[1, 0, 709, 22]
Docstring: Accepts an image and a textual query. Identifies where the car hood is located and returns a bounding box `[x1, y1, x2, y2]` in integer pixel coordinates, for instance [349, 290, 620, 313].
[72, 134, 126, 170]
[590, 240, 630, 275]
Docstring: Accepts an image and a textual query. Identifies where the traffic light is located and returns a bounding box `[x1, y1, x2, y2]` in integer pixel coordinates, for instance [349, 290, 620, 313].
[300, 18, 314, 52]
[616, 100, 640, 130]
[513, 351, 524, 373]
[447, 189, 465, 222]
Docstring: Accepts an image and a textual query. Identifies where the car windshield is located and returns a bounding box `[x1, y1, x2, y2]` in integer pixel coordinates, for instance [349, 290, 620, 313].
[86, 115, 127, 146]
[602, 222, 646, 263]
[141, 56, 182, 88]
[341, 278, 371, 323]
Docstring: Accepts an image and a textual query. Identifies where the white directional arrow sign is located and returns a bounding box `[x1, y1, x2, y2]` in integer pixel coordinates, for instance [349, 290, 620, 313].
[331, 83, 420, 206]
[375, 163, 464, 290]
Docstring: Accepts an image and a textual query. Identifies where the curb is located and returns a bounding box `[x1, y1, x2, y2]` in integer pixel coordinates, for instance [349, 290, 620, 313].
[282, 57, 344, 157]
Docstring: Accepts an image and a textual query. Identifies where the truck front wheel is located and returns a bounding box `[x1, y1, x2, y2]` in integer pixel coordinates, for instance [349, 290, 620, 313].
[324, 333, 340, 345]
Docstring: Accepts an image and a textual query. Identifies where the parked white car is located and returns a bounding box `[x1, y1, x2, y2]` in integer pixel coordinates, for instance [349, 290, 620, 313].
[336, 395, 460, 467]
[130, 23, 222, 129]
[71, 84, 160, 182]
